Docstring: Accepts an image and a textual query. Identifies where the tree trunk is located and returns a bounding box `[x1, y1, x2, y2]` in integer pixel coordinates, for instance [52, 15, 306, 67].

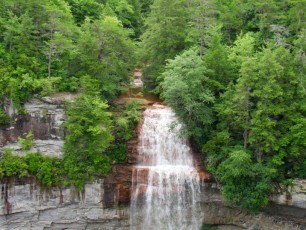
[48, 43, 52, 79]
[243, 87, 251, 148]
[48, 31, 54, 79]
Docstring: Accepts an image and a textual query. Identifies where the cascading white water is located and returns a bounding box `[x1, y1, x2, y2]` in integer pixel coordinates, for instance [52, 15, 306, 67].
[130, 104, 203, 230]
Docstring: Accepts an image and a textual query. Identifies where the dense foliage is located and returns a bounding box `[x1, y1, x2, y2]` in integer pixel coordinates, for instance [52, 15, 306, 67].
[0, 0, 305, 212]
[160, 49, 215, 144]
[0, 97, 141, 189]
[63, 95, 113, 190]
[145, 0, 306, 211]
[112, 100, 142, 162]
[0, 0, 144, 190]
[0, 149, 63, 187]
[0, 0, 142, 110]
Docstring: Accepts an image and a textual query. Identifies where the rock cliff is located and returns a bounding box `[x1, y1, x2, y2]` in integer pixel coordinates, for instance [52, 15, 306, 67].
[0, 94, 305, 229]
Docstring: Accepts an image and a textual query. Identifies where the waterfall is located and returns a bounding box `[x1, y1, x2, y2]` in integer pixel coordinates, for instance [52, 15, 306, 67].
[130, 104, 203, 230]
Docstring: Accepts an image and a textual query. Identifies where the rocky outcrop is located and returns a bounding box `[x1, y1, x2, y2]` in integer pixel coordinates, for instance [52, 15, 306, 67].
[0, 180, 129, 230]
[201, 182, 306, 229]
[0, 179, 305, 230]
[0, 93, 76, 157]
[202, 201, 304, 230]
[0, 93, 143, 228]
[103, 122, 141, 208]
[270, 179, 306, 209]
[0, 93, 305, 229]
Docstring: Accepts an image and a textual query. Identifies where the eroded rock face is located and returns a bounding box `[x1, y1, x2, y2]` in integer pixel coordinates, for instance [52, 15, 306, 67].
[0, 180, 129, 230]
[201, 183, 306, 229]
[0, 93, 76, 157]
[0, 180, 305, 230]
[103, 134, 139, 208]
[0, 140, 64, 157]
[202, 201, 305, 230]
[0, 95, 305, 229]
[270, 179, 306, 209]
[0, 93, 132, 229]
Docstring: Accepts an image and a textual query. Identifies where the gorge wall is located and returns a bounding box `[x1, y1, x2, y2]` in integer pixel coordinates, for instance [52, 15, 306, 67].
[0, 180, 129, 230]
[0, 95, 305, 229]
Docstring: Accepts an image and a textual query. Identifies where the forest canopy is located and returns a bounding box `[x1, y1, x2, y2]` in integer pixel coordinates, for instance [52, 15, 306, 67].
[0, 0, 142, 190]
[0, 0, 305, 211]
[142, 0, 306, 211]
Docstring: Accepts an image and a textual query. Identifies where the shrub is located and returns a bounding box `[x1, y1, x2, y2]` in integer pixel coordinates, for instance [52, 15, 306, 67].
[0, 108, 10, 126]
[18, 131, 34, 151]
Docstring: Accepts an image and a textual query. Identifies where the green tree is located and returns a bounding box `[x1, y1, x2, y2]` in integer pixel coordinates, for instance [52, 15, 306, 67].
[216, 147, 273, 211]
[0, 108, 10, 126]
[294, 29, 306, 92]
[25, 153, 64, 187]
[0, 149, 28, 178]
[139, 0, 153, 15]
[205, 37, 306, 210]
[0, 0, 80, 107]
[77, 16, 135, 99]
[213, 0, 244, 43]
[107, 0, 143, 37]
[112, 100, 142, 163]
[18, 131, 34, 151]
[186, 0, 217, 55]
[43, 0, 77, 79]
[65, 0, 104, 25]
[63, 95, 113, 190]
[160, 49, 215, 144]
[287, 0, 306, 35]
[203, 26, 234, 93]
[141, 0, 190, 90]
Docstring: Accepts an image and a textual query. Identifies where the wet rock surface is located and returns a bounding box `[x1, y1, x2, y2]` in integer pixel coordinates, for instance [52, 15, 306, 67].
[103, 131, 139, 208]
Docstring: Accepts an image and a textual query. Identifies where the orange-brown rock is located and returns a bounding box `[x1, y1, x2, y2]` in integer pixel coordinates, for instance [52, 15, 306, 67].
[103, 73, 211, 208]
[103, 128, 211, 208]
